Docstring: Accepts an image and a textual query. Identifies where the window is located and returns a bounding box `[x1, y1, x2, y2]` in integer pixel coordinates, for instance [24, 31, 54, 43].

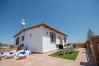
[16, 37, 19, 45]
[58, 36, 63, 44]
[30, 34, 32, 37]
[64, 37, 66, 43]
[22, 36, 24, 41]
[50, 32, 56, 43]
[46, 32, 48, 35]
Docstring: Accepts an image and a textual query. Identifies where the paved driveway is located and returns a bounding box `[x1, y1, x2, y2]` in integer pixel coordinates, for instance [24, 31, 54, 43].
[0, 48, 95, 66]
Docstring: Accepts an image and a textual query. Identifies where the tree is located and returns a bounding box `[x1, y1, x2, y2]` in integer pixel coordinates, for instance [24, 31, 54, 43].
[0, 43, 2, 46]
[87, 29, 95, 54]
[87, 29, 95, 40]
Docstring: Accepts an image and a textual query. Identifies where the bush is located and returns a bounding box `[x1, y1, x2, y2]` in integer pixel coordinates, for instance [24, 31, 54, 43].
[0, 57, 2, 61]
[67, 43, 71, 46]
[0, 43, 2, 46]
[73, 44, 76, 48]
[9, 45, 14, 48]
[64, 43, 67, 46]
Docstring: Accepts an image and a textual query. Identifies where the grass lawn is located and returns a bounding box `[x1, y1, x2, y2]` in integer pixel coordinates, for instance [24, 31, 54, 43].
[49, 51, 79, 60]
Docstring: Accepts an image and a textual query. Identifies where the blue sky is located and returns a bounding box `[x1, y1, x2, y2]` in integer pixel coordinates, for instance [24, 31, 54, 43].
[0, 0, 99, 44]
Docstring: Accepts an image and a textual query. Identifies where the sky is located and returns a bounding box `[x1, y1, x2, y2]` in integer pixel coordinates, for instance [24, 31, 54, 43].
[0, 0, 99, 44]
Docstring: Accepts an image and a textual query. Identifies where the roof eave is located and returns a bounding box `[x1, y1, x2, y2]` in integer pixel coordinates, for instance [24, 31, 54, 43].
[14, 23, 67, 37]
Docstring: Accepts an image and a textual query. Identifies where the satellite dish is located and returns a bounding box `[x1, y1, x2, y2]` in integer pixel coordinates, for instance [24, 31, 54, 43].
[21, 19, 26, 27]
[22, 21, 26, 26]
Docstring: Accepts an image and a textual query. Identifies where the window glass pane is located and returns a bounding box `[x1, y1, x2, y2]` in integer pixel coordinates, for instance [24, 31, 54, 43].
[16, 37, 19, 45]
[50, 32, 56, 43]
[64, 37, 66, 43]
[22, 36, 24, 41]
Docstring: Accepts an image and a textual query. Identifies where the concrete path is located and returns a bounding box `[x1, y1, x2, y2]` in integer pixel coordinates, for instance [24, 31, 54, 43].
[75, 48, 88, 66]
[0, 48, 96, 66]
[75, 48, 96, 66]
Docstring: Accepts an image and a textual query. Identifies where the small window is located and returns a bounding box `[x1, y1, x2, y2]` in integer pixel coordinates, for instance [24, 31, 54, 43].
[46, 32, 48, 35]
[50, 32, 56, 43]
[22, 36, 24, 41]
[30, 34, 32, 37]
[64, 37, 66, 43]
[16, 37, 19, 45]
[58, 36, 63, 44]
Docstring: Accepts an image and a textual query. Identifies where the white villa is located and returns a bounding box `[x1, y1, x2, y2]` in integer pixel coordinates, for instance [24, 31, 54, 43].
[14, 23, 67, 53]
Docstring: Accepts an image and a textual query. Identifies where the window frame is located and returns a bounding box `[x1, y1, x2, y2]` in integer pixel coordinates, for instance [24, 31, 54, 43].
[58, 36, 63, 44]
[16, 37, 19, 45]
[22, 35, 24, 41]
[50, 32, 56, 43]
[64, 37, 66, 43]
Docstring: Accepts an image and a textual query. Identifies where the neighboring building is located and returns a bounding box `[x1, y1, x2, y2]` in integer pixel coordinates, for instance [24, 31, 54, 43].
[14, 23, 67, 53]
[86, 35, 99, 66]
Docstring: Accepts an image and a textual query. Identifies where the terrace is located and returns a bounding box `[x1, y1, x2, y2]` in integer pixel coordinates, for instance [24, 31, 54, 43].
[0, 48, 96, 66]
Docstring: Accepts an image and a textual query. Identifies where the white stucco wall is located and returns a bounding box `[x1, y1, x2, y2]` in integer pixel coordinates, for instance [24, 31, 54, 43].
[15, 27, 43, 53]
[15, 26, 66, 53]
[42, 27, 65, 53]
[24, 27, 43, 53]
[15, 32, 24, 45]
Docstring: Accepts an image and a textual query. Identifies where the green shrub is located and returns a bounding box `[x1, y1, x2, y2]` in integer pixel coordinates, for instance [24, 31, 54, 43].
[0, 57, 2, 61]
[9, 45, 14, 48]
[64, 43, 67, 46]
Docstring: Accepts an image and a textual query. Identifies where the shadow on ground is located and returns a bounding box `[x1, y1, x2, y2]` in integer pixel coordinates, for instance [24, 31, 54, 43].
[80, 48, 96, 66]
[80, 61, 96, 66]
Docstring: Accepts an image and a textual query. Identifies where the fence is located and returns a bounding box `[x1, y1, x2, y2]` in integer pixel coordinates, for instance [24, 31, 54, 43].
[74, 44, 86, 48]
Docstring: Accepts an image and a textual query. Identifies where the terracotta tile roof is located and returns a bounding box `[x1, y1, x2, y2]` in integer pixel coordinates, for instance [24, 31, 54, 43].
[14, 23, 67, 37]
